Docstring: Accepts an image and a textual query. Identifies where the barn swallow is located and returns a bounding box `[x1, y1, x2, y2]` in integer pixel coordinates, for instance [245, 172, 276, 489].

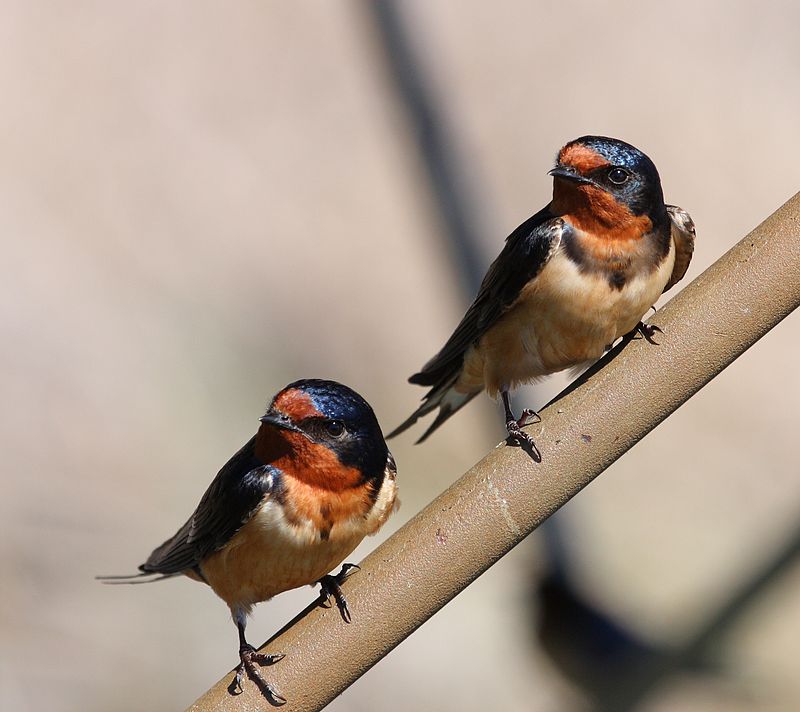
[389, 136, 695, 457]
[99, 379, 398, 703]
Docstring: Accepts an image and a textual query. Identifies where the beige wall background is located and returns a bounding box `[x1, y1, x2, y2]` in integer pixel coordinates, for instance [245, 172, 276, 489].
[2, 2, 799, 711]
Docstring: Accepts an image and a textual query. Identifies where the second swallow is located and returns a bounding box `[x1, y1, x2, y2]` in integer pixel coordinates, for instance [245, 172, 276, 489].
[390, 135, 695, 457]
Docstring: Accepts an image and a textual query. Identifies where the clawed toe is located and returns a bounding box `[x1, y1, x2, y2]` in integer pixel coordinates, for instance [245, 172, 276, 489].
[335, 562, 360, 583]
[229, 644, 286, 704]
[501, 391, 542, 461]
[636, 321, 663, 344]
[505, 420, 542, 462]
[516, 408, 541, 427]
[318, 563, 361, 623]
[248, 649, 285, 667]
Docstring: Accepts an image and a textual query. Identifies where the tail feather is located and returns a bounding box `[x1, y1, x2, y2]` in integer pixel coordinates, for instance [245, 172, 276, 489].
[415, 398, 469, 443]
[96, 572, 181, 585]
[386, 402, 435, 440]
[388, 385, 479, 442]
[408, 370, 436, 386]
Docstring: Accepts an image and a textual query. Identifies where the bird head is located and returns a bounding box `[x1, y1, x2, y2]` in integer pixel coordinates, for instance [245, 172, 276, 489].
[549, 136, 666, 228]
[257, 379, 391, 489]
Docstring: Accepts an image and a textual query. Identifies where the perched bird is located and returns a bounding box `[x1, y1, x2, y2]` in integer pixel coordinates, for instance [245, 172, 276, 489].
[389, 136, 695, 456]
[100, 379, 398, 703]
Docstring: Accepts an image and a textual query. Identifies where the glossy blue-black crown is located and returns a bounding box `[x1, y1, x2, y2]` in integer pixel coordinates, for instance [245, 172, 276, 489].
[565, 135, 666, 220]
[281, 379, 378, 427]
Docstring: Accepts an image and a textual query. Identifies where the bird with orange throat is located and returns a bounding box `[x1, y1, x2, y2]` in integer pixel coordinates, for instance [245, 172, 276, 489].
[101, 379, 398, 703]
[389, 136, 695, 458]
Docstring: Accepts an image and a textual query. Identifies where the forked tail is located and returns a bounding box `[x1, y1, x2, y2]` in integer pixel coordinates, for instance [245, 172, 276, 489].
[387, 385, 479, 443]
[95, 572, 181, 585]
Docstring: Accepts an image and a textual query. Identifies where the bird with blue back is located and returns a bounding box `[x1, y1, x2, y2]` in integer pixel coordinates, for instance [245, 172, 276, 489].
[100, 379, 398, 703]
[389, 136, 695, 458]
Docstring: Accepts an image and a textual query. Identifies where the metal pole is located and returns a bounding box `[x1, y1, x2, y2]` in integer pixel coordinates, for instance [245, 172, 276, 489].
[188, 193, 800, 711]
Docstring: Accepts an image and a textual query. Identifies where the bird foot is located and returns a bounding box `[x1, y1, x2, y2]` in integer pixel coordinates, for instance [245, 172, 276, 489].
[516, 408, 541, 427]
[634, 321, 663, 344]
[318, 563, 360, 623]
[506, 419, 542, 462]
[230, 644, 286, 703]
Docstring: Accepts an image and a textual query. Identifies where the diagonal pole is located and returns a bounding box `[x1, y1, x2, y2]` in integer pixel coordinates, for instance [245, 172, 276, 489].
[188, 193, 800, 711]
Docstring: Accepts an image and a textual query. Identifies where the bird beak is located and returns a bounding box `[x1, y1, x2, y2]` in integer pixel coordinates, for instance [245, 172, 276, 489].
[259, 411, 305, 434]
[548, 166, 593, 186]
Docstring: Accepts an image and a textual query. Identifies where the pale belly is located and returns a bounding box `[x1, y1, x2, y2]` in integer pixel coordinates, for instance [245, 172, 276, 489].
[459, 244, 675, 395]
[199, 505, 362, 612]
[199, 472, 398, 613]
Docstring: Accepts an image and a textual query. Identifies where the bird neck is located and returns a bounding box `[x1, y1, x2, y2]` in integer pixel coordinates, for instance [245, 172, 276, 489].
[551, 182, 653, 241]
[254, 426, 367, 492]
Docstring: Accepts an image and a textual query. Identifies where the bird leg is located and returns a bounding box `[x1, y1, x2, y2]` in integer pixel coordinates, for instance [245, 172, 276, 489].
[317, 563, 360, 623]
[502, 391, 542, 462]
[229, 614, 286, 704]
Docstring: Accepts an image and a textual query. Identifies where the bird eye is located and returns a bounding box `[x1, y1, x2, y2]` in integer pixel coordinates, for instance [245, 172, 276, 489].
[608, 167, 629, 185]
[325, 420, 346, 437]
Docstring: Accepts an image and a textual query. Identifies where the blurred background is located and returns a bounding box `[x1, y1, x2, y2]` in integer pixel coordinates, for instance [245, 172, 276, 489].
[2, 1, 800, 710]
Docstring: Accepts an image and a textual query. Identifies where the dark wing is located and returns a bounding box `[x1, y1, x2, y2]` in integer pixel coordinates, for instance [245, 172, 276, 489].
[139, 437, 275, 575]
[664, 204, 695, 292]
[410, 207, 564, 388]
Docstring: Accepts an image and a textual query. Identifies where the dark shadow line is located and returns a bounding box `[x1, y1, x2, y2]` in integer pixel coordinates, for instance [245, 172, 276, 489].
[365, 0, 487, 295]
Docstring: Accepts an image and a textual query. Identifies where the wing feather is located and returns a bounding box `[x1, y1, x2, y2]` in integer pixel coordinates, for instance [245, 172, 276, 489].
[140, 438, 276, 575]
[410, 207, 563, 389]
[387, 209, 563, 441]
[664, 204, 695, 292]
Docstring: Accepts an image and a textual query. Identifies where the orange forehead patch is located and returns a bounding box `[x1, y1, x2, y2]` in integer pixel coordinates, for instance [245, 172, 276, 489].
[558, 143, 610, 174]
[272, 389, 322, 420]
